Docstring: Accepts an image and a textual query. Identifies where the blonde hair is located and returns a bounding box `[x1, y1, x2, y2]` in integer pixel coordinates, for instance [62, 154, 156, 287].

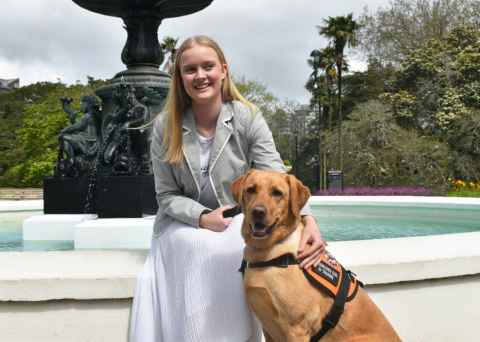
[161, 35, 256, 165]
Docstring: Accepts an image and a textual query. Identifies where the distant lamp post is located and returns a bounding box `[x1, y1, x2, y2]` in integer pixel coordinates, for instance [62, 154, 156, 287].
[310, 49, 323, 190]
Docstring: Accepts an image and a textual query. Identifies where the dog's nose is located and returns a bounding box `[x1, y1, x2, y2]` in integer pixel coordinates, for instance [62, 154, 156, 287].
[251, 206, 266, 221]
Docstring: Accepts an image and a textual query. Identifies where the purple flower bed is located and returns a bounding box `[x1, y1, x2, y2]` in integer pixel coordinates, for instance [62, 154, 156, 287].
[314, 186, 432, 196]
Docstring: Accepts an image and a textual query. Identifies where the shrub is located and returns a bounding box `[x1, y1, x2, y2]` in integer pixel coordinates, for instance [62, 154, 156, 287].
[323, 100, 451, 194]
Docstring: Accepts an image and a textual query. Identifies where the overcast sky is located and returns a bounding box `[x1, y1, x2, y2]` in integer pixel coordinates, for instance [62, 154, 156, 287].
[0, 0, 390, 103]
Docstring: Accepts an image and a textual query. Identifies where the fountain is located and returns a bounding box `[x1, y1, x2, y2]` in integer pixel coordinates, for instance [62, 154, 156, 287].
[25, 0, 214, 249]
[43, 0, 214, 219]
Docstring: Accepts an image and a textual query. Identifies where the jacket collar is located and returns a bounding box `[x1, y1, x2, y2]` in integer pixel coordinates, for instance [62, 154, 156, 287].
[182, 102, 234, 187]
[181, 102, 234, 134]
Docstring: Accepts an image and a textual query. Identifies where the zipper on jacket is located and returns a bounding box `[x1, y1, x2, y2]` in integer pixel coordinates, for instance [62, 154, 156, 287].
[208, 130, 233, 206]
[183, 149, 201, 201]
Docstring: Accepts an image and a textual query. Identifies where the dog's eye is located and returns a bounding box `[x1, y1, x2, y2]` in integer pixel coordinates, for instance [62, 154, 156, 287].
[246, 185, 256, 194]
[271, 189, 283, 197]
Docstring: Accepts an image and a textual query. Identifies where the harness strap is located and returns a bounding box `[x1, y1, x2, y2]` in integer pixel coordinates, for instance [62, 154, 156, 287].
[309, 269, 351, 341]
[239, 253, 355, 341]
[238, 253, 298, 275]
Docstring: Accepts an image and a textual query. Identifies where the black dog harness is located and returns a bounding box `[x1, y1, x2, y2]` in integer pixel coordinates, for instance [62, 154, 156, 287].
[239, 253, 363, 341]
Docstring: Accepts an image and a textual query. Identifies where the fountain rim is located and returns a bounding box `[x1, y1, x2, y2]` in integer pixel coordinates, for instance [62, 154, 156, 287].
[71, 0, 214, 20]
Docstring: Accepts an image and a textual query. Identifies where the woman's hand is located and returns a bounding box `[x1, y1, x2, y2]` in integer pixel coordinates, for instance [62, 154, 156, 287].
[199, 206, 233, 232]
[297, 215, 327, 269]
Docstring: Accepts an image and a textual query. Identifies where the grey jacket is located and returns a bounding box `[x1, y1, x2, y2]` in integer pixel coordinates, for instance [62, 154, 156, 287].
[151, 100, 310, 236]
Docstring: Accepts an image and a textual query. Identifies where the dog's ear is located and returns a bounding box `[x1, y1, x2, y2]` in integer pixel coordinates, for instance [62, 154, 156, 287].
[285, 174, 311, 218]
[231, 170, 254, 205]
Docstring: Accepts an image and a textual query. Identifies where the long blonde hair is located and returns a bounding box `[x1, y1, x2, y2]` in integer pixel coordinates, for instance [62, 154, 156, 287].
[162, 35, 256, 165]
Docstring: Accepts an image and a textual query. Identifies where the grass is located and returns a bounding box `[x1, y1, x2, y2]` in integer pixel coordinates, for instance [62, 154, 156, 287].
[447, 190, 480, 197]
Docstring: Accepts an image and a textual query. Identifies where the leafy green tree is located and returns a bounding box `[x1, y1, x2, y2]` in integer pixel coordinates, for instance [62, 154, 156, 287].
[0, 79, 105, 186]
[318, 13, 361, 170]
[385, 26, 480, 131]
[235, 77, 319, 188]
[341, 58, 396, 115]
[382, 25, 480, 181]
[322, 100, 452, 193]
[234, 77, 278, 118]
[359, 0, 480, 65]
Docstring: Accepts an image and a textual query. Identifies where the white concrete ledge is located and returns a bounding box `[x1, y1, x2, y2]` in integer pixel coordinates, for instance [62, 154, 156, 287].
[2, 232, 480, 301]
[0, 200, 43, 212]
[75, 217, 154, 250]
[328, 232, 480, 284]
[24, 214, 97, 241]
[0, 250, 147, 301]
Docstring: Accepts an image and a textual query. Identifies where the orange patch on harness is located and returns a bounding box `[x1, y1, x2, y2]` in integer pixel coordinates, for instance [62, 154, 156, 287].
[303, 253, 361, 302]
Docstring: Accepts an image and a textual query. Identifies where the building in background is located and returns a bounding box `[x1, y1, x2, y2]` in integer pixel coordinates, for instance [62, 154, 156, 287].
[0, 78, 20, 94]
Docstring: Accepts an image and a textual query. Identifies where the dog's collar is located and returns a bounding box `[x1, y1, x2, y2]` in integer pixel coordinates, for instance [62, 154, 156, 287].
[238, 253, 298, 275]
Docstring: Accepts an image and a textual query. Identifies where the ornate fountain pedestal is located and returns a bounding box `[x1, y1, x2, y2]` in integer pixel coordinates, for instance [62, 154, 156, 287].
[44, 0, 213, 218]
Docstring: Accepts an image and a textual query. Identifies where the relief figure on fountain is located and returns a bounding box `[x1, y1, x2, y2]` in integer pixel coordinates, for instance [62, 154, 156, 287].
[100, 84, 151, 176]
[55, 96, 102, 178]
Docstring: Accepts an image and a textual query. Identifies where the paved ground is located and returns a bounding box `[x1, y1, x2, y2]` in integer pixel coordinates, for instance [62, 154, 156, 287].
[0, 188, 43, 200]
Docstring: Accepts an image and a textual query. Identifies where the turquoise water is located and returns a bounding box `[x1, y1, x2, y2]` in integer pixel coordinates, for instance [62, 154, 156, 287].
[313, 205, 480, 241]
[0, 211, 73, 252]
[1, 204, 480, 251]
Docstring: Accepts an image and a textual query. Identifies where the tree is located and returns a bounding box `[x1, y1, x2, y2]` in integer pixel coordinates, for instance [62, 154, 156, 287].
[0, 80, 105, 186]
[318, 13, 361, 170]
[384, 26, 480, 130]
[306, 47, 338, 189]
[382, 25, 480, 181]
[359, 0, 480, 65]
[160, 36, 179, 75]
[341, 59, 396, 117]
[234, 77, 320, 188]
[322, 100, 452, 194]
[307, 46, 337, 130]
[234, 77, 278, 119]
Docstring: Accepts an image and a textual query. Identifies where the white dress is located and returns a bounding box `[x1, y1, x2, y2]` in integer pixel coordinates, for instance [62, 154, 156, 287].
[129, 134, 263, 342]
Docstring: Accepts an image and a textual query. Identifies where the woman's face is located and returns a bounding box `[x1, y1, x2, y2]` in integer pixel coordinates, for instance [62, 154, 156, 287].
[179, 44, 227, 106]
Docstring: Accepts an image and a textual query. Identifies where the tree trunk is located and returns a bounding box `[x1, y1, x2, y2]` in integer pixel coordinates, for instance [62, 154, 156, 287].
[337, 60, 343, 171]
[318, 98, 322, 190]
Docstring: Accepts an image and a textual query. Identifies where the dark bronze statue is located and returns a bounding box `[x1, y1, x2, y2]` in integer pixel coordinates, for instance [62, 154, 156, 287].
[56, 96, 102, 178]
[60, 97, 80, 124]
[55, 84, 151, 179]
[101, 84, 150, 175]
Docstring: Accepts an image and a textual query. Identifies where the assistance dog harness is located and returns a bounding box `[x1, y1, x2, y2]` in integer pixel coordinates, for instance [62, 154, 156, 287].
[239, 253, 363, 341]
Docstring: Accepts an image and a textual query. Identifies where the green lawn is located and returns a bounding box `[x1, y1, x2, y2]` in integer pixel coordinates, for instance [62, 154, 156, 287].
[447, 190, 480, 198]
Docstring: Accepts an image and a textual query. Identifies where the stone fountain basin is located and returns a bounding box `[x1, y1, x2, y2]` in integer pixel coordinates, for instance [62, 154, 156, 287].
[72, 0, 213, 19]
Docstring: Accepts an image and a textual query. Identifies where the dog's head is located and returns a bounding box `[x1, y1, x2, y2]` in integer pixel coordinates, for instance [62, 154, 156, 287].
[231, 169, 310, 249]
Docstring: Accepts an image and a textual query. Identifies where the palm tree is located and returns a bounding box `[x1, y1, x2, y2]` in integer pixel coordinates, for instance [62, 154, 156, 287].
[160, 36, 179, 75]
[312, 47, 337, 130]
[318, 13, 360, 171]
[307, 47, 337, 189]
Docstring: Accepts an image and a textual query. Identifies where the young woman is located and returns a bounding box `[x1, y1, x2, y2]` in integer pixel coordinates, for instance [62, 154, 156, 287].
[129, 35, 326, 342]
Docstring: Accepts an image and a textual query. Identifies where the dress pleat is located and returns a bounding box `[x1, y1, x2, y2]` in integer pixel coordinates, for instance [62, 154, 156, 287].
[129, 214, 263, 342]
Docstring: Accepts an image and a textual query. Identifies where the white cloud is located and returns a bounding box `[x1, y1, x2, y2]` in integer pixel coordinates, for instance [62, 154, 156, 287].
[0, 0, 390, 102]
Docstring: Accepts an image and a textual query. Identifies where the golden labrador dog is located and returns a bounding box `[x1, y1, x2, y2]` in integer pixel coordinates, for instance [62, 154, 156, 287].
[231, 169, 401, 342]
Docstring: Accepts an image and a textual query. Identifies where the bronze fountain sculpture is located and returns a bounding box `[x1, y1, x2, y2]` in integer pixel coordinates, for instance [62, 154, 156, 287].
[45, 0, 214, 217]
